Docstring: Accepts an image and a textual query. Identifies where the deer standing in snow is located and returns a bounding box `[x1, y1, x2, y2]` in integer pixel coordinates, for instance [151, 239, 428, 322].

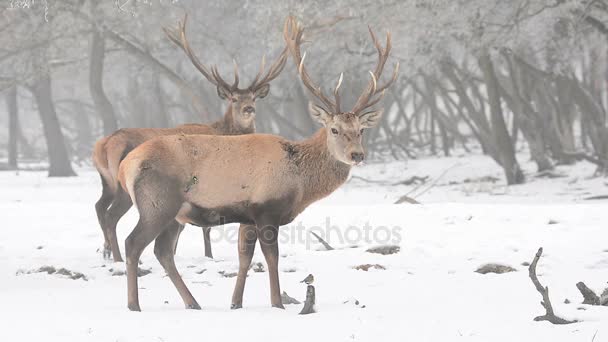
[116, 16, 398, 311]
[93, 15, 287, 262]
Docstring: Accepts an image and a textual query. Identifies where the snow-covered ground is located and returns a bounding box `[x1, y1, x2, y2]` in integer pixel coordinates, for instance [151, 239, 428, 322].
[1, 154, 607, 342]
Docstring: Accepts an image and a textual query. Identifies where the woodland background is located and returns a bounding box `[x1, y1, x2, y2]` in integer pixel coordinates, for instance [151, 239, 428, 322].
[1, 0, 608, 183]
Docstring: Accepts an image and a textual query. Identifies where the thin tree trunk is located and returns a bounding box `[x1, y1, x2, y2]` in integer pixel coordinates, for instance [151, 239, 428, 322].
[89, 28, 118, 136]
[6, 86, 18, 169]
[479, 54, 525, 185]
[30, 75, 76, 177]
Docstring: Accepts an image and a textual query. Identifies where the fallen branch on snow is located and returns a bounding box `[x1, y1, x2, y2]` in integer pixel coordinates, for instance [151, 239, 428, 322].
[310, 231, 334, 251]
[576, 282, 608, 306]
[528, 247, 576, 324]
[576, 282, 601, 305]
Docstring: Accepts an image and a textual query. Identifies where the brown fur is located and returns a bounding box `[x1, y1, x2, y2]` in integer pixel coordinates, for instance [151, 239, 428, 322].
[93, 105, 255, 262]
[117, 116, 375, 311]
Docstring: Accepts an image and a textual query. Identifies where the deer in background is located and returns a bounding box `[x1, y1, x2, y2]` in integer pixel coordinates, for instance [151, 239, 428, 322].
[93, 14, 287, 262]
[115, 16, 398, 311]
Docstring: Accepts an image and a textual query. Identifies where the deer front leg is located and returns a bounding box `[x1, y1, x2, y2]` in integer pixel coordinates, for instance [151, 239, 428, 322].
[202, 226, 213, 259]
[257, 221, 283, 309]
[231, 224, 257, 309]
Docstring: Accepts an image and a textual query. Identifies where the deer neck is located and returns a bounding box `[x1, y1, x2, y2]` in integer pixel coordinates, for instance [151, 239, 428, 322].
[294, 128, 352, 204]
[212, 105, 255, 135]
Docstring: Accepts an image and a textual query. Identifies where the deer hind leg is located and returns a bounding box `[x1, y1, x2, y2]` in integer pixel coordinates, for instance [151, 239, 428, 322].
[231, 224, 257, 309]
[95, 174, 114, 260]
[104, 187, 133, 262]
[257, 220, 283, 309]
[124, 173, 182, 312]
[173, 224, 186, 255]
[202, 226, 213, 259]
[154, 221, 200, 310]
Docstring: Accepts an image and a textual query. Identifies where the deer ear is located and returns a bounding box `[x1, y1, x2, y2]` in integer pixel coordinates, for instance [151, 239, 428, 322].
[308, 102, 332, 125]
[217, 86, 231, 100]
[254, 84, 270, 99]
[359, 109, 383, 128]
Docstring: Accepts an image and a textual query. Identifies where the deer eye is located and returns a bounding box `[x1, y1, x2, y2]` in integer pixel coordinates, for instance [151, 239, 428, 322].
[331, 128, 339, 135]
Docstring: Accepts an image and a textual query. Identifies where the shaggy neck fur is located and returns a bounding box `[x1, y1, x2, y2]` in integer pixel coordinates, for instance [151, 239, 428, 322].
[211, 105, 255, 135]
[293, 128, 352, 205]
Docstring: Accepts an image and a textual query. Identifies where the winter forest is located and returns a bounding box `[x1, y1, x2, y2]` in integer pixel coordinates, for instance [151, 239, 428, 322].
[1, 1, 608, 341]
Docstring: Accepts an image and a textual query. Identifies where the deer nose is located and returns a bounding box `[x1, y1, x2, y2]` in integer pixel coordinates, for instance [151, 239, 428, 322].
[351, 152, 365, 164]
[243, 106, 255, 115]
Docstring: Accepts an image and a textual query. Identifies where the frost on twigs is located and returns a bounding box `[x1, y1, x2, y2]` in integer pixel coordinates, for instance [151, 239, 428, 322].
[475, 263, 516, 274]
[528, 248, 576, 325]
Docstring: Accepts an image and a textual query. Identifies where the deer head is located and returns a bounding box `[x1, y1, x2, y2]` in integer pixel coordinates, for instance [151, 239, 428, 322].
[284, 17, 399, 165]
[164, 15, 288, 131]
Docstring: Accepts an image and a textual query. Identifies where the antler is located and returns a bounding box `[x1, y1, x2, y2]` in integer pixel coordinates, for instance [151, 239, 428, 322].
[351, 27, 400, 115]
[283, 16, 343, 113]
[248, 46, 289, 92]
[163, 14, 237, 91]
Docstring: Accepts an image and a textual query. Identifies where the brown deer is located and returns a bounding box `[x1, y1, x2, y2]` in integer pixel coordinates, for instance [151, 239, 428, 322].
[93, 14, 287, 262]
[116, 16, 398, 311]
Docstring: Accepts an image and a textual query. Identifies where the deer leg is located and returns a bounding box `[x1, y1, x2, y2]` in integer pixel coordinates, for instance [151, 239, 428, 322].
[257, 221, 283, 309]
[104, 187, 133, 262]
[95, 174, 114, 260]
[203, 226, 213, 259]
[231, 224, 257, 309]
[154, 221, 201, 310]
[173, 224, 186, 255]
[124, 218, 167, 312]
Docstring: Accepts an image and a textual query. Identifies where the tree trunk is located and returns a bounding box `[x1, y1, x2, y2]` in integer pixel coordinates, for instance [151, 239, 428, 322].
[6, 86, 18, 169]
[479, 54, 525, 184]
[89, 28, 118, 136]
[31, 75, 76, 177]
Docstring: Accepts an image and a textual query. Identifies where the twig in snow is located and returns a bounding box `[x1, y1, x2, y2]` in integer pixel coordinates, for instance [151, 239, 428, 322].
[310, 231, 334, 251]
[528, 247, 576, 324]
[350, 175, 389, 184]
[394, 195, 420, 204]
[584, 195, 608, 201]
[406, 163, 461, 199]
[281, 291, 301, 305]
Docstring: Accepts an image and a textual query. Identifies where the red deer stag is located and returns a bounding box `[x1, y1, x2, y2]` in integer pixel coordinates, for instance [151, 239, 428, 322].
[93, 14, 287, 262]
[116, 16, 398, 311]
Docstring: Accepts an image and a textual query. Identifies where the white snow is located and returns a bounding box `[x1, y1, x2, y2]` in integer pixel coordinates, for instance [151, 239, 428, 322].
[1, 154, 607, 342]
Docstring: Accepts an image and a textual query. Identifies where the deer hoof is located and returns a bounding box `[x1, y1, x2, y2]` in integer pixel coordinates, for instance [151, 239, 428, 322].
[230, 303, 242, 310]
[186, 302, 201, 310]
[272, 303, 285, 309]
[128, 303, 141, 312]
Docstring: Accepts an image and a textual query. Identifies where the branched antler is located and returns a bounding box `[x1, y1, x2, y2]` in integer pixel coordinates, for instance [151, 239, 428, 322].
[166, 14, 287, 94]
[351, 27, 400, 115]
[284, 16, 398, 115]
[283, 16, 342, 113]
[248, 47, 289, 92]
